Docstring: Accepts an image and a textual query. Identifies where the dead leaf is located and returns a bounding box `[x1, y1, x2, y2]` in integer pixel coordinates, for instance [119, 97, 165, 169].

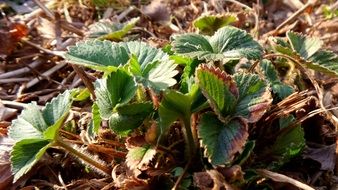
[141, 0, 170, 24]
[0, 101, 17, 122]
[0, 137, 14, 190]
[303, 144, 336, 171]
[0, 22, 28, 59]
[193, 170, 238, 190]
[37, 17, 56, 39]
[193, 171, 214, 190]
[216, 165, 244, 183]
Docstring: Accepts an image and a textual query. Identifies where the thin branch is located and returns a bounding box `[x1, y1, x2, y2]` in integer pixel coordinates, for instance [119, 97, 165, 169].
[256, 169, 315, 190]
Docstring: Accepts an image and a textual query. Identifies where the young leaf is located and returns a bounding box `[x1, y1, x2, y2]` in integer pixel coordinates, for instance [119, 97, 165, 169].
[159, 90, 193, 133]
[9, 103, 47, 141]
[66, 40, 178, 89]
[87, 17, 139, 40]
[94, 69, 137, 119]
[172, 26, 263, 62]
[131, 59, 178, 91]
[196, 64, 238, 119]
[91, 102, 101, 134]
[120, 41, 170, 69]
[42, 90, 73, 140]
[193, 14, 237, 35]
[260, 60, 294, 99]
[233, 73, 272, 123]
[109, 102, 153, 136]
[270, 116, 305, 165]
[198, 113, 248, 165]
[11, 139, 50, 182]
[286, 31, 323, 59]
[145, 60, 178, 91]
[126, 145, 156, 170]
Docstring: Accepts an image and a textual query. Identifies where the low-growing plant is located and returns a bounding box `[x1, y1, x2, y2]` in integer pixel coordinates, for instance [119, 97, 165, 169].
[8, 24, 338, 189]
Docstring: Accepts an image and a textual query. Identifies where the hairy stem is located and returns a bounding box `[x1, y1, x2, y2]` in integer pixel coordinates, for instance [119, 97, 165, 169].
[54, 138, 111, 175]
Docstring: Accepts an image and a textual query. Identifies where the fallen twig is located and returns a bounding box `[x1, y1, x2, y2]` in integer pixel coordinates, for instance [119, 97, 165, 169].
[256, 169, 315, 190]
[0, 59, 42, 79]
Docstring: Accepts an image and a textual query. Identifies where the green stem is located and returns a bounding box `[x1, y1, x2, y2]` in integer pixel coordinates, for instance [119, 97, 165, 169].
[54, 138, 111, 175]
[182, 115, 196, 158]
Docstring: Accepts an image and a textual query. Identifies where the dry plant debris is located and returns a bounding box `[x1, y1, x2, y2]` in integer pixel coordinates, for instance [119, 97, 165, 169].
[0, 0, 338, 189]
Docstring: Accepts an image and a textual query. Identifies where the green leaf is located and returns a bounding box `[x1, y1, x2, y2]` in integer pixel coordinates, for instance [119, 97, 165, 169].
[109, 102, 153, 136]
[270, 116, 305, 164]
[131, 58, 178, 91]
[233, 140, 255, 165]
[94, 69, 137, 119]
[271, 83, 294, 100]
[196, 64, 238, 119]
[172, 26, 263, 62]
[42, 91, 73, 140]
[287, 31, 323, 59]
[260, 60, 294, 99]
[159, 90, 193, 133]
[120, 41, 170, 70]
[233, 73, 272, 122]
[66, 40, 173, 71]
[306, 50, 338, 76]
[9, 103, 47, 141]
[65, 40, 129, 71]
[73, 88, 91, 101]
[180, 59, 200, 93]
[193, 14, 237, 35]
[260, 59, 279, 83]
[91, 102, 101, 134]
[11, 139, 50, 182]
[88, 17, 139, 40]
[126, 145, 156, 170]
[198, 113, 248, 165]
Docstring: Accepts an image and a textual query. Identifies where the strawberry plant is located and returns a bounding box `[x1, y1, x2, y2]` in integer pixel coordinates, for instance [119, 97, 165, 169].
[8, 24, 338, 189]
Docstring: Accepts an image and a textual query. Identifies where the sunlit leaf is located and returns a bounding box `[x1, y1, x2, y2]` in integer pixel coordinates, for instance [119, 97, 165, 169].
[43, 91, 73, 140]
[9, 103, 47, 141]
[196, 64, 238, 119]
[65, 40, 129, 71]
[198, 113, 248, 165]
[172, 26, 263, 62]
[88, 17, 139, 40]
[307, 50, 338, 76]
[10, 139, 50, 182]
[287, 31, 323, 59]
[94, 69, 137, 119]
[193, 14, 237, 35]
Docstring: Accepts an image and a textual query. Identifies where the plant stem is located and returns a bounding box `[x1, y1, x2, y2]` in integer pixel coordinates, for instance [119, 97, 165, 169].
[173, 116, 196, 189]
[54, 138, 111, 175]
[182, 116, 196, 157]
